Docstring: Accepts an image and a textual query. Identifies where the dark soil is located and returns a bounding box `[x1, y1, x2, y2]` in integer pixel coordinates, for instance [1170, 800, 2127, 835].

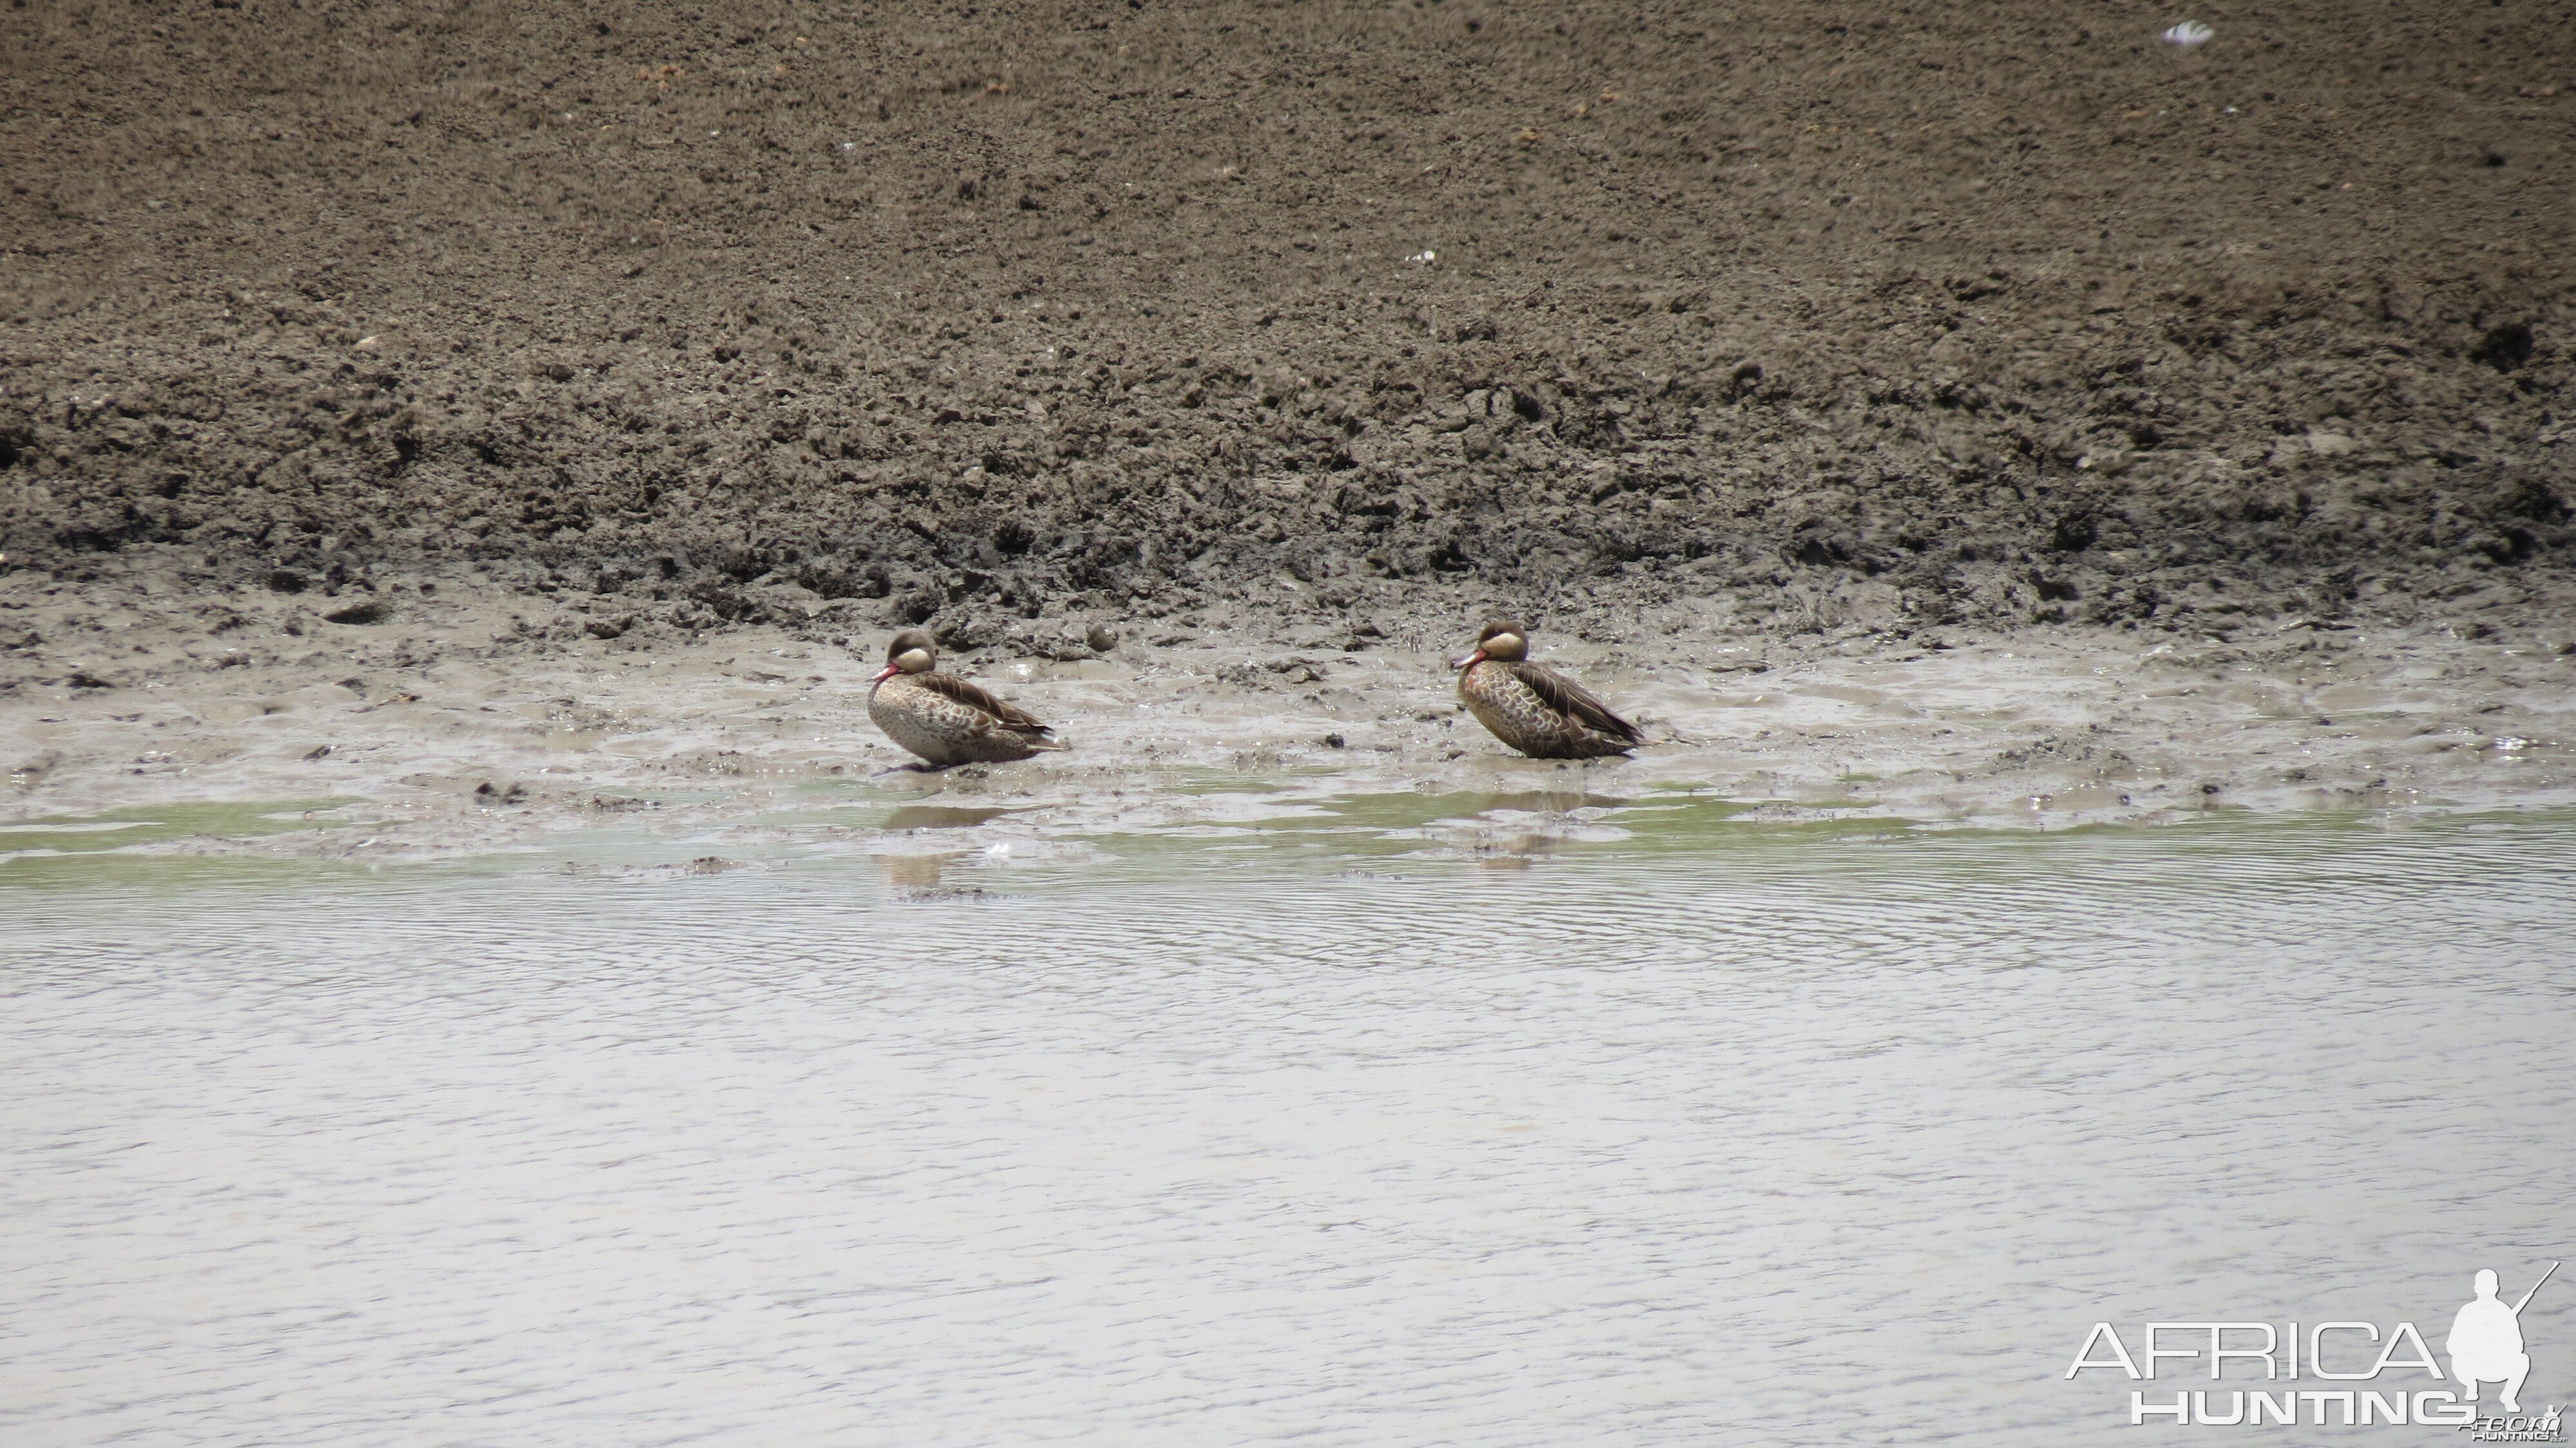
[5, 0, 2574, 640]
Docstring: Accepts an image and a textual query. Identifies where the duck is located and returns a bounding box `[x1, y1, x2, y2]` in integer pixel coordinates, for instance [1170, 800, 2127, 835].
[867, 629, 1070, 767]
[1453, 620, 1643, 759]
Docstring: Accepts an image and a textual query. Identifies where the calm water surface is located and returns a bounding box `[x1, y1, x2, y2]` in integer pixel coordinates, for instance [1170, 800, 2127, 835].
[4, 798, 2572, 1445]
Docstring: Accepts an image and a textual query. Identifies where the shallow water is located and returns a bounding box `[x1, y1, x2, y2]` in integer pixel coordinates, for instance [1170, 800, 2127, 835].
[4, 799, 2573, 1445]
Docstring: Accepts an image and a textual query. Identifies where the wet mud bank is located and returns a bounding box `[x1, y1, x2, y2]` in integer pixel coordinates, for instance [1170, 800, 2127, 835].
[5, 1, 2575, 848]
[5, 549, 2572, 859]
[4, 0, 2574, 643]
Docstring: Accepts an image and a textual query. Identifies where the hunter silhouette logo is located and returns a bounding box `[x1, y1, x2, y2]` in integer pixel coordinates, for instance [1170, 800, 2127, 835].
[2452, 1262, 2555, 1414]
[2065, 1259, 2562, 1429]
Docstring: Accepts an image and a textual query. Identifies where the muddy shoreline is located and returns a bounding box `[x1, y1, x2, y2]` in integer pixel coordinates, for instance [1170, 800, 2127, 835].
[6, 1, 2575, 643]
[5, 0, 2575, 846]
[6, 548, 2571, 861]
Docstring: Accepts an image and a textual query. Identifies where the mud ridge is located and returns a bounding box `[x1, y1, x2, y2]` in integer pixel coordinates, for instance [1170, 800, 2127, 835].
[3, 1, 2573, 642]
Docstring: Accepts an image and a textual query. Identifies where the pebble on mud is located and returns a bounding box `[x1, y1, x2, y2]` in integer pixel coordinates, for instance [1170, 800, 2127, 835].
[1085, 623, 1119, 653]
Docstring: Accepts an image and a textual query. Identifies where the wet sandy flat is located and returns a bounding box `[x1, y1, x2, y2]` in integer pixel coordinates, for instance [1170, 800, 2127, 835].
[5, 558, 2573, 860]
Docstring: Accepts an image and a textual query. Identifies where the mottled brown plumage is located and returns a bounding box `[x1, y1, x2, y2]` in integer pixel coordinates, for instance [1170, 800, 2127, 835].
[867, 629, 1069, 767]
[1454, 620, 1643, 759]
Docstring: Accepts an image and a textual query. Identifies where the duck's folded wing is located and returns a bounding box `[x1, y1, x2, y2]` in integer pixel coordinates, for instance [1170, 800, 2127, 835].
[1506, 661, 1643, 744]
[920, 672, 1057, 736]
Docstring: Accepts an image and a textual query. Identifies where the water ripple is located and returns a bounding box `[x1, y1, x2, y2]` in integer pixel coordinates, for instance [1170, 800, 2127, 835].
[2, 814, 2571, 1444]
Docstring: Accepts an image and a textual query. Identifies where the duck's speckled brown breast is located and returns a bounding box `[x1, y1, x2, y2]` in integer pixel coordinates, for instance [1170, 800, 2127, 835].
[870, 674, 1052, 765]
[1459, 661, 1631, 759]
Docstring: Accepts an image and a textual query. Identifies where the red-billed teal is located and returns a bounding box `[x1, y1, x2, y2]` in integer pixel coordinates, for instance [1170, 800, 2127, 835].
[1454, 620, 1643, 759]
[867, 629, 1070, 767]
